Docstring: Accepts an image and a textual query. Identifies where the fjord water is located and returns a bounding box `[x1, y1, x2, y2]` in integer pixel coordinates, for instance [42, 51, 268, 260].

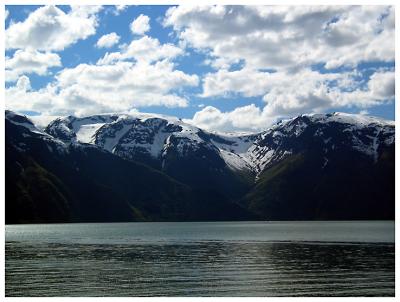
[5, 221, 394, 297]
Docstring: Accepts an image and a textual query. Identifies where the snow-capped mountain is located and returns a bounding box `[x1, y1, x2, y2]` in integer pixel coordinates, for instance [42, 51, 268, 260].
[6, 110, 395, 222]
[44, 113, 259, 196]
[44, 111, 394, 178]
[6, 110, 252, 223]
[246, 112, 395, 175]
[5, 110, 68, 155]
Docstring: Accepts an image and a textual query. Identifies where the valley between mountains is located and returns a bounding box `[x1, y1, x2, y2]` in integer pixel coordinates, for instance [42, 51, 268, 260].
[6, 110, 395, 223]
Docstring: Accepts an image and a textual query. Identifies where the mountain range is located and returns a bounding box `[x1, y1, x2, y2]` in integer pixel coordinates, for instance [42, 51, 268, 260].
[5, 110, 395, 223]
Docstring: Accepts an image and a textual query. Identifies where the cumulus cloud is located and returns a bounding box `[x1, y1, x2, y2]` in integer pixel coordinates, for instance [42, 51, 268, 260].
[97, 35, 183, 64]
[201, 67, 350, 110]
[96, 32, 120, 48]
[201, 68, 272, 98]
[130, 14, 150, 35]
[5, 48, 62, 82]
[367, 71, 395, 99]
[6, 76, 59, 114]
[5, 5, 102, 51]
[5, 9, 9, 20]
[15, 75, 31, 91]
[5, 8, 196, 117]
[186, 104, 274, 133]
[113, 5, 127, 16]
[165, 5, 394, 131]
[6, 60, 199, 116]
[30, 115, 63, 128]
[165, 5, 394, 70]
[187, 69, 395, 132]
[5, 5, 394, 132]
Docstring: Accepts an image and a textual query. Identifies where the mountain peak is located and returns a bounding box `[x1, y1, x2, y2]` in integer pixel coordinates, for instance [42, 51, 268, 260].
[305, 112, 394, 127]
[5, 109, 395, 222]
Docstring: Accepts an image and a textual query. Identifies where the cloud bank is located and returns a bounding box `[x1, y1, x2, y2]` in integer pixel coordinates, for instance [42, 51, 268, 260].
[165, 5, 394, 131]
[5, 5, 395, 132]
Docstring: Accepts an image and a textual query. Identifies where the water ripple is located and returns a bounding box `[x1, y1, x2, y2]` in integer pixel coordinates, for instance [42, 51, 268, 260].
[6, 241, 394, 297]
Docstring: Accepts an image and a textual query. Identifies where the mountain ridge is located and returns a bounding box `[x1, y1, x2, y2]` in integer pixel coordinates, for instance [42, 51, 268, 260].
[5, 110, 395, 222]
[42, 110, 394, 176]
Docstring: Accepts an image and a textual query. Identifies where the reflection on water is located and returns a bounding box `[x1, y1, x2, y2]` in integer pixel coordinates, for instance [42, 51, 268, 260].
[5, 221, 395, 296]
[6, 241, 394, 296]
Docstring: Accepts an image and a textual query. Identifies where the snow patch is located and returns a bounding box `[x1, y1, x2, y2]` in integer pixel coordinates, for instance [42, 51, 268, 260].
[104, 122, 133, 152]
[76, 123, 105, 143]
[219, 149, 252, 171]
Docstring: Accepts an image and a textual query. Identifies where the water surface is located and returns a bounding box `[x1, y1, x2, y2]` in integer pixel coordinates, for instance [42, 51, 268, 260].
[5, 221, 395, 296]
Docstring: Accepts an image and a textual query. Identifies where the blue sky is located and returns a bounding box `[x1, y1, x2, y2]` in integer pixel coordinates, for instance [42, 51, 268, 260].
[5, 5, 395, 132]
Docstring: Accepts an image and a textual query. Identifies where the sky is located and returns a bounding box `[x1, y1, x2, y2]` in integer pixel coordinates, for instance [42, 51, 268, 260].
[4, 5, 395, 132]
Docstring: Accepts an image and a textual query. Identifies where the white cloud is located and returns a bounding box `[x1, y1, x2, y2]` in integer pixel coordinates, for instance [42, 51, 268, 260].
[30, 114, 62, 128]
[260, 69, 394, 117]
[201, 68, 272, 98]
[56, 60, 198, 107]
[113, 5, 127, 16]
[367, 71, 395, 99]
[97, 35, 183, 64]
[165, 5, 394, 132]
[5, 5, 102, 51]
[6, 76, 59, 114]
[123, 36, 182, 63]
[5, 9, 9, 20]
[333, 70, 395, 109]
[130, 14, 150, 35]
[16, 75, 31, 91]
[5, 9, 195, 117]
[5, 48, 62, 82]
[201, 67, 345, 105]
[96, 32, 120, 48]
[165, 5, 394, 70]
[6, 60, 199, 116]
[186, 104, 274, 133]
[5, 5, 394, 131]
[96, 52, 123, 65]
[187, 69, 394, 132]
